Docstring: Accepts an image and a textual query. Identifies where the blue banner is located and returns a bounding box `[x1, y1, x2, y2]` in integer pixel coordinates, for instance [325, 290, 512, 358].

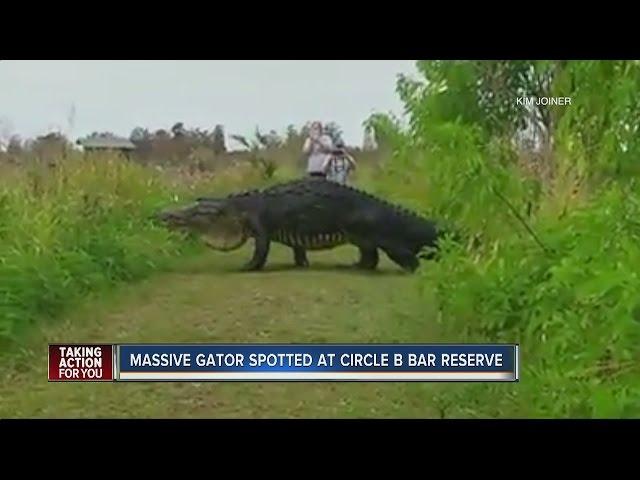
[116, 344, 519, 382]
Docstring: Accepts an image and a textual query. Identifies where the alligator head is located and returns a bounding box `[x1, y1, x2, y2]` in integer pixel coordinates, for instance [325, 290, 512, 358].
[155, 199, 248, 251]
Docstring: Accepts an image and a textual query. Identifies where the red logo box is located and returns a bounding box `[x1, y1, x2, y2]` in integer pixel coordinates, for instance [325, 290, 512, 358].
[48, 344, 114, 382]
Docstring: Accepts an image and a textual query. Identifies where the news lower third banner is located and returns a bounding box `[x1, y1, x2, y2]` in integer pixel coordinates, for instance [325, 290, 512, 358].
[48, 344, 519, 382]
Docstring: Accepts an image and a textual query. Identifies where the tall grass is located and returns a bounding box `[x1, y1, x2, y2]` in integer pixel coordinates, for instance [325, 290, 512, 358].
[0, 155, 200, 343]
[0, 158, 184, 339]
[0, 143, 383, 346]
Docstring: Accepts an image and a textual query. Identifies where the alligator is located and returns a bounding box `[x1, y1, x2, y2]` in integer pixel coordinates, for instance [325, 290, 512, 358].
[155, 177, 447, 272]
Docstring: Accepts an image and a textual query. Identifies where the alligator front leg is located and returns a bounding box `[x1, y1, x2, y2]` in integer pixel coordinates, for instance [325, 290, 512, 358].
[242, 220, 270, 271]
[293, 247, 309, 268]
[242, 234, 270, 271]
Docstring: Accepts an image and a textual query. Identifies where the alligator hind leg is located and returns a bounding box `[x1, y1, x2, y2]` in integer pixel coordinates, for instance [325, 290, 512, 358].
[382, 247, 419, 272]
[293, 247, 309, 268]
[354, 246, 379, 270]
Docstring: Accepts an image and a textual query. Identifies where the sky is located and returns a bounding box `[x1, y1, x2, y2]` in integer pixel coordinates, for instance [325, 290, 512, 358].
[0, 60, 418, 149]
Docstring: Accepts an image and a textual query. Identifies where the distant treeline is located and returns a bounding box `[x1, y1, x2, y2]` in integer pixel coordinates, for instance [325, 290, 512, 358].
[0, 121, 382, 173]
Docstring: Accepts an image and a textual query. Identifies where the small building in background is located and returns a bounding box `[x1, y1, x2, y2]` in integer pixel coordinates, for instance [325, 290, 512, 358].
[76, 134, 136, 156]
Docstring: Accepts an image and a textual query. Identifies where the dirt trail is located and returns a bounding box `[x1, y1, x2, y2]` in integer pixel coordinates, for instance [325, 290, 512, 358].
[0, 245, 440, 418]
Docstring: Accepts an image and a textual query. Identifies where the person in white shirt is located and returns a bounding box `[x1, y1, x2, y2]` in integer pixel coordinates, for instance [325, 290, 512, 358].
[302, 121, 334, 178]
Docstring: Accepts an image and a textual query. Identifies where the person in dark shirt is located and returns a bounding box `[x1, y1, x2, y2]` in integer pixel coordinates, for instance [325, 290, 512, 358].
[323, 139, 356, 184]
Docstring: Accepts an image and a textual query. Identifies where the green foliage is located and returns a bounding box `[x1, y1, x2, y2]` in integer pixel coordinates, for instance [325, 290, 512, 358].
[555, 61, 640, 179]
[399, 61, 561, 139]
[251, 157, 278, 180]
[369, 60, 640, 418]
[369, 117, 534, 244]
[426, 183, 640, 417]
[212, 125, 226, 154]
[0, 157, 199, 342]
[0, 142, 318, 344]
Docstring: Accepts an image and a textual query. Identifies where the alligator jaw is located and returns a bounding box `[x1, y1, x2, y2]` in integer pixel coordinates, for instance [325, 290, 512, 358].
[201, 230, 248, 251]
[155, 210, 187, 229]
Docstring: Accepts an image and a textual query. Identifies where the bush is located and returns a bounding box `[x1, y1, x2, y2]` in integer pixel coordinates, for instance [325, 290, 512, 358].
[367, 60, 640, 418]
[0, 156, 197, 341]
[426, 182, 640, 417]
[0, 150, 309, 343]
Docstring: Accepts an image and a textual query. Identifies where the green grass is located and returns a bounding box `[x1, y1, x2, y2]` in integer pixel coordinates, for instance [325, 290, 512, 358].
[0, 157, 196, 341]
[0, 245, 441, 418]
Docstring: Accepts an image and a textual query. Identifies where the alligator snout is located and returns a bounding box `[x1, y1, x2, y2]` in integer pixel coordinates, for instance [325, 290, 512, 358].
[151, 210, 180, 226]
[156, 211, 173, 222]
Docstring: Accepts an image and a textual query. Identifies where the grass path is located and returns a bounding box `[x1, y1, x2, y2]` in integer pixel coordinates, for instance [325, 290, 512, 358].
[0, 244, 442, 418]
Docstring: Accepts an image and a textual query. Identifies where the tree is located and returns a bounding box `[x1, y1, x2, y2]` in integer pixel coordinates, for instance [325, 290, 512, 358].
[31, 132, 71, 161]
[398, 61, 564, 141]
[171, 122, 186, 138]
[212, 125, 226, 154]
[265, 129, 282, 148]
[7, 135, 22, 155]
[363, 113, 405, 151]
[230, 134, 250, 150]
[362, 125, 378, 151]
[323, 122, 343, 144]
[130, 127, 150, 144]
[0, 117, 14, 151]
[286, 124, 298, 142]
[254, 127, 269, 148]
[229, 129, 278, 179]
[300, 123, 311, 139]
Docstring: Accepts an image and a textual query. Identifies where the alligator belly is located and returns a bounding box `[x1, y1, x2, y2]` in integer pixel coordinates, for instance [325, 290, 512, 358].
[271, 230, 347, 250]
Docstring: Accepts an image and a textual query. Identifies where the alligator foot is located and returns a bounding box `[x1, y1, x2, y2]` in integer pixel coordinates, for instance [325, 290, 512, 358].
[354, 247, 379, 270]
[293, 247, 309, 268]
[240, 261, 265, 272]
[352, 261, 378, 270]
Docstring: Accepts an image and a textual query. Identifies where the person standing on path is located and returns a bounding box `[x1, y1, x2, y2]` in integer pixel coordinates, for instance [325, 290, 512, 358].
[323, 139, 356, 185]
[302, 121, 334, 178]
